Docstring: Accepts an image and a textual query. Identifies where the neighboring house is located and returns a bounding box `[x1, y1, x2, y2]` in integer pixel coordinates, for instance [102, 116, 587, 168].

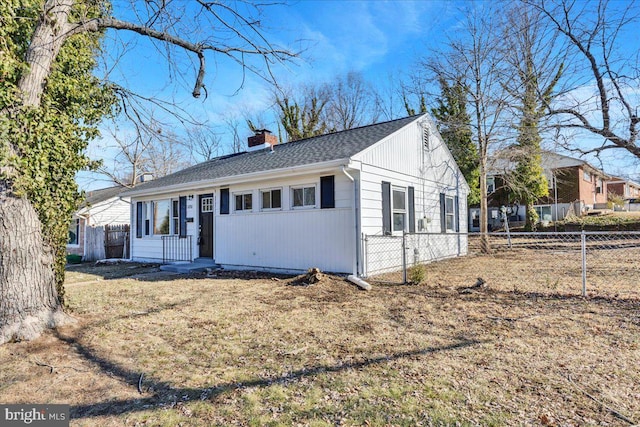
[470, 151, 611, 231]
[123, 114, 470, 276]
[67, 186, 130, 260]
[607, 177, 640, 200]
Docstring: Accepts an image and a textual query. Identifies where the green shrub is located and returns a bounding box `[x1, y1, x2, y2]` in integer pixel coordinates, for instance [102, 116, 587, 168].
[66, 254, 82, 264]
[408, 264, 426, 284]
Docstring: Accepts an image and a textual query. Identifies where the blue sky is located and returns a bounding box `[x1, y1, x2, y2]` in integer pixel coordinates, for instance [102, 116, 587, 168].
[77, 0, 640, 191]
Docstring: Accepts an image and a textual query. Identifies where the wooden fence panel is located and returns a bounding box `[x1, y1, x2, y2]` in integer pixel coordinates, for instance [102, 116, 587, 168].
[105, 224, 129, 259]
[84, 226, 105, 261]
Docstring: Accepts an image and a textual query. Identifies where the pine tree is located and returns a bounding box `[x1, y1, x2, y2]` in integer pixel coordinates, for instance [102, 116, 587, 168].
[431, 78, 480, 205]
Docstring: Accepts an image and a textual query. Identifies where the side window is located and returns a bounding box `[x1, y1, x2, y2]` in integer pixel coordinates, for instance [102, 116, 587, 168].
[234, 192, 253, 212]
[292, 185, 316, 208]
[261, 189, 282, 210]
[487, 176, 495, 193]
[392, 187, 406, 233]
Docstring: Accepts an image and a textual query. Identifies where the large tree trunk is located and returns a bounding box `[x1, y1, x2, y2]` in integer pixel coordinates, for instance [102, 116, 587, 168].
[0, 1, 74, 344]
[0, 183, 72, 344]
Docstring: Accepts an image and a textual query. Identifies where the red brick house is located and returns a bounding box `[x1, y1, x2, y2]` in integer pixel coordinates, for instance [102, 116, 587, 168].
[607, 177, 640, 200]
[470, 151, 612, 230]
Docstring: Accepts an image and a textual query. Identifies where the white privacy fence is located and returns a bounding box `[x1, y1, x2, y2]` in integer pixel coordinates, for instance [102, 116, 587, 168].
[364, 231, 640, 298]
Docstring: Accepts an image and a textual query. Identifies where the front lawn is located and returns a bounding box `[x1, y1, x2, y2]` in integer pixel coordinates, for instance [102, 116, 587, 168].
[0, 265, 638, 426]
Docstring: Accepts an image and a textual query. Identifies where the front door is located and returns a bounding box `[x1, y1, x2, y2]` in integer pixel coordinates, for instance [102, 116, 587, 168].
[199, 194, 214, 258]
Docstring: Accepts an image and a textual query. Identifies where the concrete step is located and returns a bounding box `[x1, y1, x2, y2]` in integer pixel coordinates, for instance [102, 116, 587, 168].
[160, 259, 219, 274]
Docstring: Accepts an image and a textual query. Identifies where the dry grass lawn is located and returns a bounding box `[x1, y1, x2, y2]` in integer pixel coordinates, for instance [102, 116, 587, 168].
[0, 261, 638, 426]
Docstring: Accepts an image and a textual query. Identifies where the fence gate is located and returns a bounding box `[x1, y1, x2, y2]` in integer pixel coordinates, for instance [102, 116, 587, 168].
[105, 224, 129, 259]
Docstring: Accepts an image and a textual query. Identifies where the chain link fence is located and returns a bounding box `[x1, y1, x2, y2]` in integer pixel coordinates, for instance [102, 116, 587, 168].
[364, 231, 640, 298]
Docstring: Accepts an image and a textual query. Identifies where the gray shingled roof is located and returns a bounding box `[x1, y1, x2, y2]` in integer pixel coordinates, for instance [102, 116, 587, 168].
[81, 185, 127, 208]
[123, 115, 422, 195]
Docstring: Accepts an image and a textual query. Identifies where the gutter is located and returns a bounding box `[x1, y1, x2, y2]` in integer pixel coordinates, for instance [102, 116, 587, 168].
[342, 165, 361, 277]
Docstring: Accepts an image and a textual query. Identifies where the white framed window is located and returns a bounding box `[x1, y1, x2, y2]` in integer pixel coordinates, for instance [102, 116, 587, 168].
[153, 199, 171, 235]
[261, 188, 282, 210]
[487, 176, 496, 193]
[234, 192, 253, 212]
[583, 170, 592, 182]
[392, 186, 406, 233]
[68, 218, 80, 246]
[445, 196, 455, 231]
[292, 185, 316, 208]
[172, 200, 179, 235]
[143, 201, 152, 236]
[201, 196, 213, 213]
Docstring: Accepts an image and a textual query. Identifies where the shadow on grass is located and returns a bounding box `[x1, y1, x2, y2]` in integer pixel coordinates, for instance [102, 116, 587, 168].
[55, 329, 483, 420]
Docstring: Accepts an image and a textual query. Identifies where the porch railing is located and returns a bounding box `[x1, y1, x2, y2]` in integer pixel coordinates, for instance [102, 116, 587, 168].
[161, 235, 193, 263]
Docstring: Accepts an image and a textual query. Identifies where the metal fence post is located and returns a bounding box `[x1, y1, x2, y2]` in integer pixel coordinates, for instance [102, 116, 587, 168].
[402, 231, 407, 284]
[581, 230, 587, 296]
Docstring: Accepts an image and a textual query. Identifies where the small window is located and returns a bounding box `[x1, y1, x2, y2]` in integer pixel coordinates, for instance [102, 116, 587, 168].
[261, 189, 282, 210]
[172, 200, 179, 235]
[68, 219, 80, 245]
[201, 196, 213, 213]
[392, 187, 406, 232]
[292, 186, 316, 208]
[583, 170, 592, 182]
[445, 196, 455, 231]
[235, 192, 253, 211]
[487, 176, 495, 193]
[143, 201, 152, 235]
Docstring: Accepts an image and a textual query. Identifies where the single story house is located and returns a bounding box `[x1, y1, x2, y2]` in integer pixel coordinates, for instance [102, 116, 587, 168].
[470, 151, 612, 230]
[67, 185, 130, 260]
[123, 114, 470, 276]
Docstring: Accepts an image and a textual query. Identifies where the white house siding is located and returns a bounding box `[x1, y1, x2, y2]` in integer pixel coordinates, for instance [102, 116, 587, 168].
[131, 171, 356, 272]
[216, 208, 354, 273]
[352, 118, 469, 276]
[84, 197, 130, 226]
[130, 190, 197, 262]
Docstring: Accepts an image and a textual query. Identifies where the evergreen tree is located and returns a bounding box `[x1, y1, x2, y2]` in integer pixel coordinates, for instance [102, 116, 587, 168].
[431, 78, 480, 205]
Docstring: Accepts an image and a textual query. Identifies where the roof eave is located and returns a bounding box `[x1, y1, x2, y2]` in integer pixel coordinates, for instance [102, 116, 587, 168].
[123, 158, 349, 198]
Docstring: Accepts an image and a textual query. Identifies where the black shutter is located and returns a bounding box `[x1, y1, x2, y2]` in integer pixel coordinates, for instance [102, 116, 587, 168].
[454, 195, 460, 232]
[179, 196, 187, 237]
[408, 186, 415, 233]
[136, 202, 143, 238]
[320, 175, 335, 209]
[220, 188, 229, 214]
[382, 181, 391, 235]
[439, 193, 446, 233]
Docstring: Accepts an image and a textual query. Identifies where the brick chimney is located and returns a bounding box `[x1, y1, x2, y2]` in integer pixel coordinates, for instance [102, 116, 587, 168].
[248, 129, 278, 151]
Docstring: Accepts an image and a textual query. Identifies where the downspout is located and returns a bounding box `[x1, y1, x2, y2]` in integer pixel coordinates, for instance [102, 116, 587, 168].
[341, 166, 360, 276]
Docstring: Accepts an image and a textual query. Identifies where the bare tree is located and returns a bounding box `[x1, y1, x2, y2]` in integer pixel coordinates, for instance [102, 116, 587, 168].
[500, 3, 564, 230]
[222, 114, 247, 153]
[1, 0, 296, 344]
[275, 84, 331, 142]
[183, 126, 222, 162]
[422, 3, 510, 250]
[326, 72, 379, 131]
[526, 0, 640, 159]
